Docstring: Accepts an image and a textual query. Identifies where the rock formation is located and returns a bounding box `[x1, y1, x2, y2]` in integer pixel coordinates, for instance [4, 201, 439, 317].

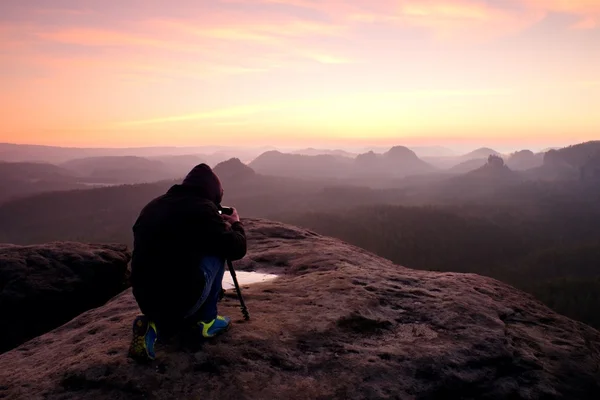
[248, 151, 351, 179]
[213, 158, 256, 181]
[506, 150, 543, 171]
[0, 242, 131, 354]
[580, 153, 600, 181]
[1, 219, 599, 399]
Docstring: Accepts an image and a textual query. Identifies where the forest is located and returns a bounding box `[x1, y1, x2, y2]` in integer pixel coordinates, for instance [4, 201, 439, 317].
[1, 141, 599, 329]
[278, 187, 600, 329]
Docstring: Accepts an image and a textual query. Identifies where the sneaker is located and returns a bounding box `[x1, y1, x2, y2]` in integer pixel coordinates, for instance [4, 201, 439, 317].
[198, 315, 231, 338]
[128, 315, 158, 362]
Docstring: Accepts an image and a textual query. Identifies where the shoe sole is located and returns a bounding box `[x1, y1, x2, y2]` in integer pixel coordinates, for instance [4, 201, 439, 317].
[128, 317, 155, 362]
[202, 321, 231, 339]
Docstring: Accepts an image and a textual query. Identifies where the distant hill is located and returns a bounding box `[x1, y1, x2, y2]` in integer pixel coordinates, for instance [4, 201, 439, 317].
[0, 160, 331, 245]
[464, 155, 520, 182]
[460, 147, 501, 161]
[381, 146, 437, 175]
[59, 156, 176, 184]
[423, 147, 501, 170]
[249, 151, 352, 179]
[581, 153, 600, 181]
[408, 146, 456, 158]
[213, 158, 256, 181]
[447, 158, 487, 174]
[0, 143, 268, 165]
[505, 150, 544, 171]
[430, 155, 522, 200]
[290, 148, 357, 158]
[0, 162, 85, 203]
[526, 141, 600, 181]
[0, 143, 193, 163]
[544, 141, 600, 168]
[250, 147, 435, 181]
[148, 154, 207, 178]
[0, 161, 75, 181]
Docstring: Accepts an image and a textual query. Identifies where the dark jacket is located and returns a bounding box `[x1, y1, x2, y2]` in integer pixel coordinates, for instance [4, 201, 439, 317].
[130, 183, 247, 324]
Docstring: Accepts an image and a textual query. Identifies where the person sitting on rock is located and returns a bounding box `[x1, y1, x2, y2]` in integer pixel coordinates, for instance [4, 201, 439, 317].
[128, 163, 247, 362]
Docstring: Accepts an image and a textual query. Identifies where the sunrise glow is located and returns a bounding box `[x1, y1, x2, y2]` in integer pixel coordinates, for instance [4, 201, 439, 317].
[1, 0, 599, 149]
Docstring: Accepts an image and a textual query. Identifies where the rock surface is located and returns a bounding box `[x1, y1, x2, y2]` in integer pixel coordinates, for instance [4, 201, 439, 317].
[1, 219, 600, 399]
[0, 242, 131, 354]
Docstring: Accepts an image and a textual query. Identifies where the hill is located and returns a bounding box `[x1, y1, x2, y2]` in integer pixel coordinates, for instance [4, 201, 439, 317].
[527, 141, 600, 181]
[544, 141, 600, 168]
[0, 162, 85, 203]
[355, 146, 434, 178]
[60, 156, 176, 184]
[505, 150, 544, 171]
[0, 143, 265, 166]
[422, 147, 501, 170]
[383, 146, 436, 174]
[426, 156, 523, 201]
[290, 148, 356, 158]
[212, 158, 256, 180]
[461, 147, 501, 160]
[463, 155, 520, 181]
[0, 160, 329, 245]
[249, 151, 352, 179]
[581, 153, 600, 181]
[147, 154, 207, 177]
[408, 145, 456, 158]
[1, 219, 599, 399]
[0, 161, 74, 180]
[447, 158, 487, 174]
[0, 143, 191, 163]
[249, 147, 435, 182]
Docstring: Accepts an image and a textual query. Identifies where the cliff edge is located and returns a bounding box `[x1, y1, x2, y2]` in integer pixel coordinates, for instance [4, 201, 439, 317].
[0, 242, 131, 354]
[1, 219, 599, 399]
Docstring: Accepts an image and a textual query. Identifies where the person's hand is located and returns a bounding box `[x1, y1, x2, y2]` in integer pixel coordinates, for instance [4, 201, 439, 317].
[221, 207, 240, 224]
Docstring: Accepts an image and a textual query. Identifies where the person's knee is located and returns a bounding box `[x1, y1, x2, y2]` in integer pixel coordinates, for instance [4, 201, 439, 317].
[201, 256, 225, 270]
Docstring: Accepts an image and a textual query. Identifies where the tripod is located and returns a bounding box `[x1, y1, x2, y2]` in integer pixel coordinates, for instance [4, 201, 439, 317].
[227, 259, 250, 321]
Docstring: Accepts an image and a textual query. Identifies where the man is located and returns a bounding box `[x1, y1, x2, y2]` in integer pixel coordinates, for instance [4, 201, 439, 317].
[128, 163, 247, 362]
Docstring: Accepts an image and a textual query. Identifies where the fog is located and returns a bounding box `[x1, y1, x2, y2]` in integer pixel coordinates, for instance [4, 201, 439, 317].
[1, 140, 600, 331]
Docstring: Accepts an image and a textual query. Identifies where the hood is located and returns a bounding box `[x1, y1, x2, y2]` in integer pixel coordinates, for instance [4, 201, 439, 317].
[178, 163, 223, 204]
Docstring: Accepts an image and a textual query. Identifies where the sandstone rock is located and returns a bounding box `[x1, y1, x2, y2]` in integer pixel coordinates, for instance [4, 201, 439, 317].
[0, 242, 131, 354]
[0, 220, 599, 399]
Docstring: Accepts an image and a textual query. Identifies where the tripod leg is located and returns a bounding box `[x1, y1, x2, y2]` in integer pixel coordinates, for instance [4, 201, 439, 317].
[227, 260, 250, 320]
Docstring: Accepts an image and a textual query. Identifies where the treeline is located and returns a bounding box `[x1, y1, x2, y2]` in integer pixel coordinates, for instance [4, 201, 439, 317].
[1, 171, 599, 329]
[278, 202, 600, 330]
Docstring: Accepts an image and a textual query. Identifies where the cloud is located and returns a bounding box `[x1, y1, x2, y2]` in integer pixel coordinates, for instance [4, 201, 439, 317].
[22, 11, 354, 73]
[35, 28, 203, 52]
[296, 51, 355, 64]
[33, 8, 95, 16]
[118, 87, 512, 127]
[571, 16, 599, 30]
[119, 103, 282, 126]
[244, 0, 600, 38]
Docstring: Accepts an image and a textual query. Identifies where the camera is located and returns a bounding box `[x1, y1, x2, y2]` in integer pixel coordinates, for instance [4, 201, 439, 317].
[218, 206, 234, 216]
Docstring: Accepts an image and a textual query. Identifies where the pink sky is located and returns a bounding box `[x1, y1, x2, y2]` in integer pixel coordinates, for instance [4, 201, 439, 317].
[1, 0, 599, 149]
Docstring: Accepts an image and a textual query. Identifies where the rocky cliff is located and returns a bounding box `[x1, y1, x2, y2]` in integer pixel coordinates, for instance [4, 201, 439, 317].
[0, 242, 131, 354]
[1, 219, 599, 399]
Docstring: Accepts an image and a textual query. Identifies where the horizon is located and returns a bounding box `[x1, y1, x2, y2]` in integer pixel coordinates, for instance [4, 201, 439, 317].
[0, 139, 583, 155]
[1, 1, 599, 149]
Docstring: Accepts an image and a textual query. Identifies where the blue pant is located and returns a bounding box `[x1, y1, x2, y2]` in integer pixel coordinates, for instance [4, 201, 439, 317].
[184, 256, 225, 322]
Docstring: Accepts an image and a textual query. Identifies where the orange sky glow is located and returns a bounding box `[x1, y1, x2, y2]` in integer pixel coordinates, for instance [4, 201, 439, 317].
[1, 0, 599, 150]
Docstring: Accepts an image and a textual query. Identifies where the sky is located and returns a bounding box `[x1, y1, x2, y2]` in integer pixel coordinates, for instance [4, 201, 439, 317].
[1, 0, 599, 151]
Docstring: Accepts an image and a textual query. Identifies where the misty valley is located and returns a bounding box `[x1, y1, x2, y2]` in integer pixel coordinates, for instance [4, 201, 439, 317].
[1, 140, 599, 333]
